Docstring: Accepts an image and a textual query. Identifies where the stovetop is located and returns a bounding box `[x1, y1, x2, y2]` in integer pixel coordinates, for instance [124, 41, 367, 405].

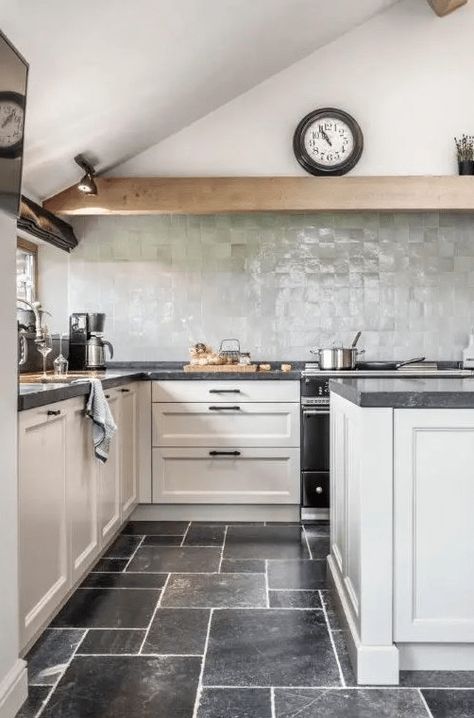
[301, 362, 474, 378]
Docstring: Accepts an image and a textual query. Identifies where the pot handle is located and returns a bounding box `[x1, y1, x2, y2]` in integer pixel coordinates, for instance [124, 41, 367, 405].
[356, 349, 365, 357]
[309, 349, 320, 357]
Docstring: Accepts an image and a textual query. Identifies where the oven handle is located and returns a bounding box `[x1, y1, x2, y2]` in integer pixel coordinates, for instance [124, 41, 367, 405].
[302, 408, 330, 416]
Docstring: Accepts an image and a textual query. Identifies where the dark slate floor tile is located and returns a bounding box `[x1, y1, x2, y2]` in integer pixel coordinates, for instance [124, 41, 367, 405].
[41, 655, 200, 718]
[220, 559, 266, 574]
[267, 560, 327, 589]
[26, 629, 85, 686]
[102, 535, 142, 558]
[52, 589, 160, 629]
[198, 688, 272, 718]
[81, 572, 167, 589]
[92, 558, 128, 573]
[17, 686, 51, 718]
[320, 591, 343, 631]
[162, 574, 267, 608]
[332, 632, 356, 687]
[422, 689, 474, 717]
[184, 525, 226, 546]
[269, 590, 322, 609]
[203, 609, 340, 687]
[306, 537, 330, 559]
[143, 608, 210, 655]
[191, 522, 264, 526]
[122, 521, 189, 536]
[303, 521, 330, 537]
[78, 629, 145, 655]
[274, 688, 428, 717]
[127, 546, 221, 573]
[266, 522, 302, 526]
[401, 671, 474, 688]
[142, 535, 183, 546]
[224, 526, 309, 560]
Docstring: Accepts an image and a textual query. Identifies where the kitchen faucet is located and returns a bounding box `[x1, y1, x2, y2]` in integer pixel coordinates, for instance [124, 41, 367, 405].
[16, 298, 49, 344]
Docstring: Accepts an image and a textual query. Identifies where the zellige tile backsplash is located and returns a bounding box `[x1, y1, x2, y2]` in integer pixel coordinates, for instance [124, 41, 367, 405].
[69, 212, 474, 361]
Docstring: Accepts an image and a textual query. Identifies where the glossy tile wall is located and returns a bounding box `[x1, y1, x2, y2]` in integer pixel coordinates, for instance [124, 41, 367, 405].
[69, 212, 474, 361]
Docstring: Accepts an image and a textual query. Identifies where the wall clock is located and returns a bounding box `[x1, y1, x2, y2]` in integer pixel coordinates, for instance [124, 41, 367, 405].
[0, 90, 25, 159]
[293, 107, 363, 176]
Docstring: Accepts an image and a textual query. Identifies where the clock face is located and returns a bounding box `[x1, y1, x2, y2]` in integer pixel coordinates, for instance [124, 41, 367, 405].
[293, 108, 363, 176]
[0, 92, 25, 158]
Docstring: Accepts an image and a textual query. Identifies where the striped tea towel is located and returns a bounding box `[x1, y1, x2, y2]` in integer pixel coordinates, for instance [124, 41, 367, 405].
[86, 379, 117, 462]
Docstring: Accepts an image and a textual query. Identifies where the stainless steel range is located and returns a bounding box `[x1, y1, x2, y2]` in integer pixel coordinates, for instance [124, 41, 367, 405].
[300, 361, 473, 520]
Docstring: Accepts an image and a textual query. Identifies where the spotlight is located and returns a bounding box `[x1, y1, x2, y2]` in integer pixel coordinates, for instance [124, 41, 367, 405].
[74, 154, 98, 195]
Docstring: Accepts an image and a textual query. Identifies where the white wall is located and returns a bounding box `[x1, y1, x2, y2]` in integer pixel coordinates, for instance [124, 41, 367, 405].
[0, 211, 27, 716]
[113, 0, 474, 178]
[38, 243, 70, 334]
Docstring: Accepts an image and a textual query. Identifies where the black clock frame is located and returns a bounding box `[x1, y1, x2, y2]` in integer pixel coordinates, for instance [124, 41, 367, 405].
[0, 90, 26, 159]
[293, 107, 363, 177]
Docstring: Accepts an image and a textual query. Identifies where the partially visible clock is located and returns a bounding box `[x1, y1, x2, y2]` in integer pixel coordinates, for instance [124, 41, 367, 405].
[0, 90, 25, 159]
[293, 107, 363, 176]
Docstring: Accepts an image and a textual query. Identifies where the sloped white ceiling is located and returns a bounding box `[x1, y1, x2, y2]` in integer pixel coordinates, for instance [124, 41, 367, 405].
[1, 0, 398, 199]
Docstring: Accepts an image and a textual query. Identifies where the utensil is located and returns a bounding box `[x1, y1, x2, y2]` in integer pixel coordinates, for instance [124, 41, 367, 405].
[351, 331, 362, 348]
[356, 356, 426, 371]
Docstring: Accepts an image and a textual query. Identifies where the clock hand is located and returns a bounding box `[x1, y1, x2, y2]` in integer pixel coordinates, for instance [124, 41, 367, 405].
[319, 125, 332, 147]
[1, 111, 14, 128]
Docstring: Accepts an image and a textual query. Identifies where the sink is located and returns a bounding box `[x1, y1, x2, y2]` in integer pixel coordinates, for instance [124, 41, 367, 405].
[20, 373, 96, 385]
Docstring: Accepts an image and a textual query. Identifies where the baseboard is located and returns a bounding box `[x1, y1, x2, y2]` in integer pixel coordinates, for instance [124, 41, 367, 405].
[130, 503, 301, 522]
[327, 555, 399, 685]
[0, 660, 27, 718]
[399, 642, 474, 670]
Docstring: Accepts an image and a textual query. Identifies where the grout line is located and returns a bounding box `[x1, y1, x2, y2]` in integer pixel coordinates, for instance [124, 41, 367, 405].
[418, 688, 435, 717]
[319, 590, 345, 688]
[192, 608, 214, 718]
[301, 524, 313, 560]
[271, 686, 276, 717]
[36, 629, 88, 717]
[265, 560, 270, 608]
[75, 652, 203, 658]
[218, 526, 228, 573]
[138, 574, 171, 654]
[195, 684, 462, 691]
[180, 523, 191, 547]
[122, 535, 146, 572]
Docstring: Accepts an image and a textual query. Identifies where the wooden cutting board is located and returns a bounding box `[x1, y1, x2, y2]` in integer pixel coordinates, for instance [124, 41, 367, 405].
[183, 364, 257, 373]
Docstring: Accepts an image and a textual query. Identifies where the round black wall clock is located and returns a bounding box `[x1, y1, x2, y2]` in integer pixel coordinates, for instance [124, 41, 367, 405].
[0, 91, 25, 159]
[293, 107, 363, 176]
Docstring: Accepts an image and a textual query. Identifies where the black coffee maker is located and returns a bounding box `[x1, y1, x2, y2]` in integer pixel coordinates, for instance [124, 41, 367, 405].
[69, 313, 113, 370]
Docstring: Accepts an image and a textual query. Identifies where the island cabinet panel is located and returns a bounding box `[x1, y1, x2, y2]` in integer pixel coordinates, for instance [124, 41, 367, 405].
[152, 402, 299, 448]
[19, 404, 69, 648]
[394, 409, 474, 643]
[153, 447, 300, 504]
[67, 398, 100, 584]
[98, 390, 121, 544]
[118, 385, 139, 517]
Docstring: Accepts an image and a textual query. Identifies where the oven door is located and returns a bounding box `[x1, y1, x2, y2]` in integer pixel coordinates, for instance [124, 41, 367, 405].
[301, 406, 330, 509]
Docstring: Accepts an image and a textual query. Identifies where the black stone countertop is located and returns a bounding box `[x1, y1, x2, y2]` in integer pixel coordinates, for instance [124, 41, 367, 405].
[330, 377, 474, 408]
[18, 362, 302, 411]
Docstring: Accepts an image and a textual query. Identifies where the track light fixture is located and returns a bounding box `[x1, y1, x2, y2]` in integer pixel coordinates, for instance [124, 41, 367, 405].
[74, 154, 98, 195]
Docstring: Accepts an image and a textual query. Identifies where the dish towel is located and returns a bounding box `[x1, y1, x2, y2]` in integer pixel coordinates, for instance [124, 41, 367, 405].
[86, 378, 117, 462]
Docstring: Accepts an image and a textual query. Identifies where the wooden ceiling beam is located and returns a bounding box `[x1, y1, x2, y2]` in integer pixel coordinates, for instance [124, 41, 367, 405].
[43, 176, 474, 215]
[427, 0, 468, 16]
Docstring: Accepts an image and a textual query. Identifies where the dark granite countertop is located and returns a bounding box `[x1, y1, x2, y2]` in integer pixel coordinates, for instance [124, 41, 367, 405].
[330, 377, 474, 408]
[18, 362, 302, 410]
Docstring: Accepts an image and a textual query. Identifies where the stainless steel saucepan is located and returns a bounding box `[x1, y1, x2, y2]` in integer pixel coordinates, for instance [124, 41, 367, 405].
[310, 332, 364, 370]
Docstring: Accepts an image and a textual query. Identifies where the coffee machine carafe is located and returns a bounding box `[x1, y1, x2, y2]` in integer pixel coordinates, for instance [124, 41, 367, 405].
[69, 313, 114, 370]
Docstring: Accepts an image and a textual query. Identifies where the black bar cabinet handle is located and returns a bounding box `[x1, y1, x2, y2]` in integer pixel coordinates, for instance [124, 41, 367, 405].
[47, 410, 61, 416]
[209, 450, 241, 456]
[120, 388, 130, 393]
[208, 405, 241, 411]
[209, 389, 241, 394]
[105, 394, 111, 399]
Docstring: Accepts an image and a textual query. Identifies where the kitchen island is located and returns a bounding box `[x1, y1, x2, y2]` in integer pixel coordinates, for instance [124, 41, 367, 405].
[329, 377, 474, 685]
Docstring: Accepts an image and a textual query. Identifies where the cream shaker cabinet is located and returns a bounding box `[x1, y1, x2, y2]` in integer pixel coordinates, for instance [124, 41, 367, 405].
[19, 382, 141, 650]
[19, 403, 69, 649]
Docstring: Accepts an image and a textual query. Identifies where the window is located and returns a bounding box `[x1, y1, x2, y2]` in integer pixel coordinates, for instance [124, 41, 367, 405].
[16, 238, 38, 303]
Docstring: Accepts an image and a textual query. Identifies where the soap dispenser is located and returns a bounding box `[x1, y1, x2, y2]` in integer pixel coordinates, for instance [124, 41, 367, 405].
[462, 330, 474, 368]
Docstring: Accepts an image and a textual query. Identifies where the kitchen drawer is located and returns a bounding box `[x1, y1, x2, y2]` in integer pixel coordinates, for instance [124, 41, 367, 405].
[152, 380, 299, 404]
[152, 447, 300, 504]
[152, 402, 299, 448]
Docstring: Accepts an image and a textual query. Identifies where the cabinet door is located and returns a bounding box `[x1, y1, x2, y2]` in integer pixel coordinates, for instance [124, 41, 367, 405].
[67, 398, 100, 583]
[394, 409, 474, 642]
[98, 391, 121, 545]
[19, 404, 69, 648]
[119, 384, 138, 518]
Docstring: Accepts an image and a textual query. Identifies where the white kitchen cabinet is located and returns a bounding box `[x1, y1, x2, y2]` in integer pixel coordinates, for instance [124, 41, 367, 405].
[98, 389, 121, 544]
[394, 409, 474, 643]
[118, 384, 138, 517]
[152, 379, 299, 404]
[153, 447, 300, 504]
[152, 402, 299, 448]
[18, 403, 69, 648]
[66, 397, 100, 584]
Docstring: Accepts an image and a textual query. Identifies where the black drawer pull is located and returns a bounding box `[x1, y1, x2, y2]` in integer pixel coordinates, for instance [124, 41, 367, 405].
[47, 410, 61, 416]
[209, 389, 241, 394]
[208, 405, 241, 411]
[209, 450, 241, 457]
[105, 394, 111, 399]
[120, 388, 130, 393]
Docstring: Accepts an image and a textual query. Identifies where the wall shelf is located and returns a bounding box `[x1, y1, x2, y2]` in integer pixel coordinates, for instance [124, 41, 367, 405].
[43, 176, 474, 215]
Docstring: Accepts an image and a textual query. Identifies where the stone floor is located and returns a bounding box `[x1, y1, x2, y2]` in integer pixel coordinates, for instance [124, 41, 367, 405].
[18, 521, 474, 717]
